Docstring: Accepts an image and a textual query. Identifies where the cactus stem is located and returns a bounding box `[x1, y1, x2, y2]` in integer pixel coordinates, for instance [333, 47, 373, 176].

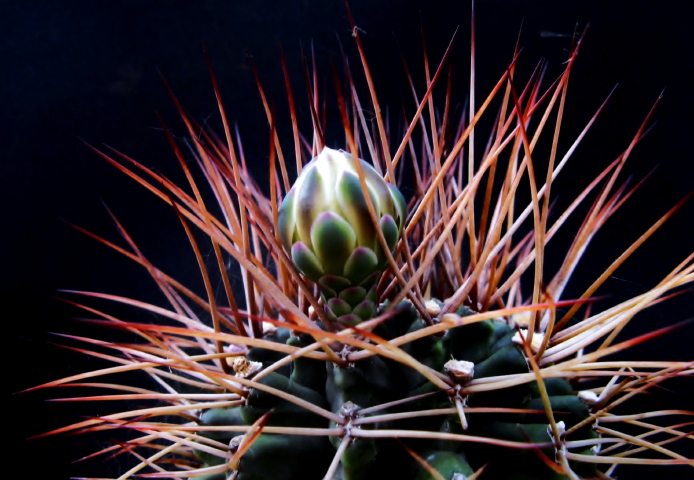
[230, 374, 343, 424]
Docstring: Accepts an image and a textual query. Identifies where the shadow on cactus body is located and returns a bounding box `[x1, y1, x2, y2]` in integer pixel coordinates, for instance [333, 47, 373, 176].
[37, 3, 694, 480]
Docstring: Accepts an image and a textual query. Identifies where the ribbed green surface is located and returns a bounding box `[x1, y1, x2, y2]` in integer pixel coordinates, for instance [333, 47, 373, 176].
[191, 303, 596, 479]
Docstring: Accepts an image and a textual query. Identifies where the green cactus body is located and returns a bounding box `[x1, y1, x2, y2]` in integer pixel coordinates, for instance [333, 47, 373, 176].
[287, 333, 328, 392]
[415, 451, 474, 480]
[236, 433, 333, 480]
[193, 305, 598, 479]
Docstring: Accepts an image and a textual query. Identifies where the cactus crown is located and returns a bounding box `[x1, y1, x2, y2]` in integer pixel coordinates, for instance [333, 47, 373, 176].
[34, 5, 693, 480]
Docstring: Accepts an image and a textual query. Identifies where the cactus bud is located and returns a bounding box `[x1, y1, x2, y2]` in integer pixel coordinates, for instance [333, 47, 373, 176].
[278, 147, 406, 323]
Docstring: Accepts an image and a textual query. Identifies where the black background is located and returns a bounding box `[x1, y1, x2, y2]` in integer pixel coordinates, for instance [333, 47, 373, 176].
[3, 1, 693, 479]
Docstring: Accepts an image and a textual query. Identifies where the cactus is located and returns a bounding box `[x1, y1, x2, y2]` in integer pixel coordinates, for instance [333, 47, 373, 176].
[32, 4, 693, 480]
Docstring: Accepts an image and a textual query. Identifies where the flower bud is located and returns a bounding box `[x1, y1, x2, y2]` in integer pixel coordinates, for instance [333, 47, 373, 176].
[277, 147, 406, 322]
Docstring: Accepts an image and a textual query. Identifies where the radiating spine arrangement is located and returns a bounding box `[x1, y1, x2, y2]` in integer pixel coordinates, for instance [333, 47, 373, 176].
[31, 3, 693, 480]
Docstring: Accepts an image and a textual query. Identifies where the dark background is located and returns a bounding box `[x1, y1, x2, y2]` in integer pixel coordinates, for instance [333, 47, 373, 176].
[3, 1, 692, 478]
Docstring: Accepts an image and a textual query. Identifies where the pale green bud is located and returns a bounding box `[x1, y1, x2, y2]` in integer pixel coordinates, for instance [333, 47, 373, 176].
[278, 147, 406, 316]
